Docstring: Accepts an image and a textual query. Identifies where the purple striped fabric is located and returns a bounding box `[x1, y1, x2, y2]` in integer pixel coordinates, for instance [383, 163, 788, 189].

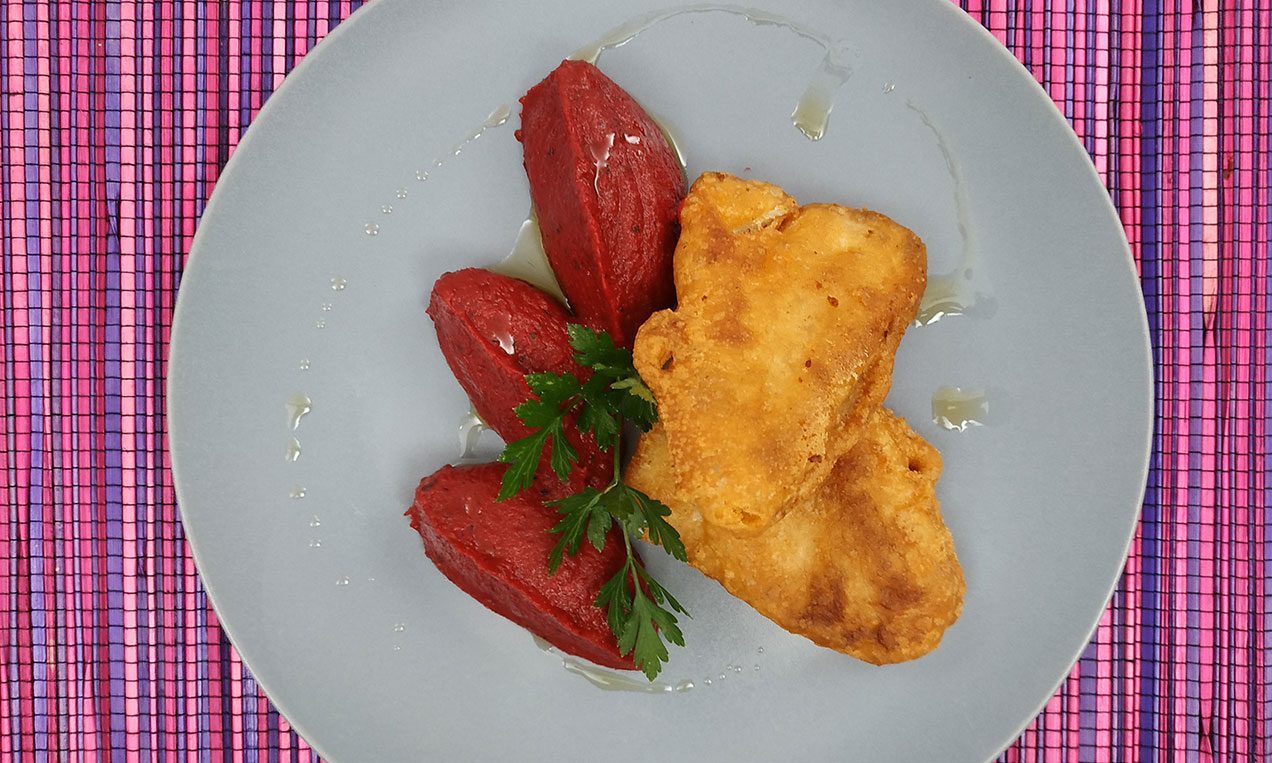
[0, 1, 1267, 759]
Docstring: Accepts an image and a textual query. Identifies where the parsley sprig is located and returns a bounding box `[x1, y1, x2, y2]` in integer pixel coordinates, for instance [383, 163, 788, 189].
[496, 324, 688, 680]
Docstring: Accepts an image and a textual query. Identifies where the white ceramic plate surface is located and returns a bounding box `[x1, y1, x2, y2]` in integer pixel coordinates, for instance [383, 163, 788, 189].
[169, 1, 1153, 760]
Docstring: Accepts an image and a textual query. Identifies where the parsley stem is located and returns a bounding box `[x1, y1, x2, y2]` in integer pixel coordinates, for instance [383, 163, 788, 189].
[502, 327, 684, 678]
[609, 422, 624, 490]
[620, 530, 638, 617]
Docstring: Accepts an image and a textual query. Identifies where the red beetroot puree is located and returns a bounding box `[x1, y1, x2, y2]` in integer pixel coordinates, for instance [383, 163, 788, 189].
[427, 268, 611, 498]
[517, 60, 686, 348]
[410, 60, 683, 671]
[421, 270, 628, 667]
[408, 464, 632, 670]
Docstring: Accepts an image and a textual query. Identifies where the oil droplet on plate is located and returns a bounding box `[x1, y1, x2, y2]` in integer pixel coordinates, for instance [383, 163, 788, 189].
[535, 634, 686, 693]
[483, 104, 511, 127]
[289, 486, 306, 499]
[490, 214, 570, 306]
[572, 6, 833, 67]
[648, 113, 688, 174]
[287, 394, 311, 430]
[456, 407, 489, 463]
[790, 52, 853, 141]
[286, 394, 311, 462]
[562, 659, 676, 693]
[907, 101, 983, 325]
[330, 277, 347, 291]
[364, 222, 380, 236]
[932, 387, 989, 431]
[916, 271, 974, 326]
[571, 6, 852, 142]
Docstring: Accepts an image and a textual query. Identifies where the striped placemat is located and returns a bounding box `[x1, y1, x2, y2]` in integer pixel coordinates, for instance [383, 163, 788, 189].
[1, 1, 1267, 759]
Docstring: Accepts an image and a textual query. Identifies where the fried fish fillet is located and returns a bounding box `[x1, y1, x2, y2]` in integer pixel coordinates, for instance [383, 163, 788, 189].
[627, 409, 965, 664]
[632, 173, 926, 534]
[627, 173, 963, 661]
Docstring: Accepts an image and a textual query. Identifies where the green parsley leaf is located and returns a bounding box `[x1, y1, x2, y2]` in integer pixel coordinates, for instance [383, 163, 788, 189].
[496, 429, 550, 501]
[622, 487, 687, 562]
[546, 488, 605, 572]
[494, 325, 687, 680]
[616, 389, 657, 431]
[575, 374, 622, 449]
[544, 419, 577, 481]
[610, 375, 655, 402]
[515, 372, 580, 429]
[623, 567, 685, 680]
[595, 561, 633, 636]
[591, 544, 689, 679]
[584, 509, 612, 554]
[568, 324, 636, 380]
[525, 371, 581, 407]
[636, 564, 689, 618]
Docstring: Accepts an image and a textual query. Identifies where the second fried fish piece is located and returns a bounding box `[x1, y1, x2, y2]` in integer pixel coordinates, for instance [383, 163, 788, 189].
[627, 409, 965, 664]
[632, 173, 926, 534]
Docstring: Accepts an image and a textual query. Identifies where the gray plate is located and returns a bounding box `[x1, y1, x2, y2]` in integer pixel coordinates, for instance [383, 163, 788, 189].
[168, 1, 1152, 760]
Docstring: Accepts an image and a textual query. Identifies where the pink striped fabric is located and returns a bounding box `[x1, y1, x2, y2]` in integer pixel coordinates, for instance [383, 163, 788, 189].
[1, 1, 1267, 759]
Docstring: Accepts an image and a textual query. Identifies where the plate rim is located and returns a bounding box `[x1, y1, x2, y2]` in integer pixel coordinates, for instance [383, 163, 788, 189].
[916, 1, 1154, 757]
[168, 1, 1155, 760]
